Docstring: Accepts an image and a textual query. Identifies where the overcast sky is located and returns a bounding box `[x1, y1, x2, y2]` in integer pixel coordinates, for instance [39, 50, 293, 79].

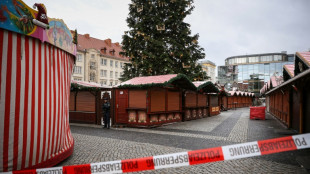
[28, 0, 310, 69]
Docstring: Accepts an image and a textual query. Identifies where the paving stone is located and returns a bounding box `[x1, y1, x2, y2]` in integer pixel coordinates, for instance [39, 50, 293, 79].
[56, 108, 309, 173]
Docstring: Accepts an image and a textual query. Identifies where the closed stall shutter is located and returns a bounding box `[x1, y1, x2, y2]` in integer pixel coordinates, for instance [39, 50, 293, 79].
[69, 92, 75, 111]
[185, 92, 197, 107]
[76, 91, 95, 112]
[129, 90, 146, 108]
[223, 96, 228, 108]
[151, 89, 166, 112]
[197, 94, 207, 107]
[168, 91, 180, 111]
[210, 95, 218, 107]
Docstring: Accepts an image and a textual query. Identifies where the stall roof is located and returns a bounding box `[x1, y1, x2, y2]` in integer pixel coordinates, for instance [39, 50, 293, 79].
[297, 52, 310, 67]
[195, 81, 219, 93]
[284, 64, 295, 78]
[71, 80, 111, 90]
[266, 68, 310, 95]
[118, 74, 196, 90]
[270, 76, 283, 88]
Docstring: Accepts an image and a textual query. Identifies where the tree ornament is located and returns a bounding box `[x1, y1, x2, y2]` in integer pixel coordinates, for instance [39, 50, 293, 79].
[158, 1, 165, 7]
[137, 5, 143, 12]
[156, 24, 165, 31]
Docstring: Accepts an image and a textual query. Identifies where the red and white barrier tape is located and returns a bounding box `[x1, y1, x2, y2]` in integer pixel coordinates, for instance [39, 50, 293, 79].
[3, 133, 310, 174]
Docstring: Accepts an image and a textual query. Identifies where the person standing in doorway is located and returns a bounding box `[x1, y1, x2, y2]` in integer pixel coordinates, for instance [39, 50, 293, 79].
[102, 98, 110, 129]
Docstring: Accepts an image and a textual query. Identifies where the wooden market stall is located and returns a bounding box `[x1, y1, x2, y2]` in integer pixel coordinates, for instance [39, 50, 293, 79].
[181, 82, 210, 121]
[265, 52, 310, 133]
[196, 82, 220, 116]
[114, 74, 196, 127]
[0, 1, 76, 171]
[69, 80, 112, 125]
[228, 91, 254, 109]
[217, 85, 228, 111]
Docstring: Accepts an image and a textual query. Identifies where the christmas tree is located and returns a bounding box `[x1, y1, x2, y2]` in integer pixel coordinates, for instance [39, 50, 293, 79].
[120, 0, 208, 81]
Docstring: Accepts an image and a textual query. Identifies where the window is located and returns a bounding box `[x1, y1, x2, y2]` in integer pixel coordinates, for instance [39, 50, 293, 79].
[90, 72, 96, 81]
[103, 70, 107, 77]
[110, 60, 113, 67]
[77, 54, 83, 62]
[100, 70, 104, 77]
[74, 66, 82, 74]
[91, 54, 95, 58]
[120, 62, 123, 68]
[110, 71, 113, 78]
[115, 72, 118, 78]
[100, 58, 104, 65]
[103, 59, 107, 66]
[261, 55, 273, 62]
[74, 77, 82, 81]
[249, 56, 258, 63]
[110, 81, 113, 86]
[274, 55, 282, 61]
[90, 62, 96, 70]
[115, 81, 118, 85]
[115, 61, 118, 68]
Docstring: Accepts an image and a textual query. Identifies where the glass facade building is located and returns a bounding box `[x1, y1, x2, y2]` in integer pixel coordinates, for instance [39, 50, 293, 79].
[218, 53, 294, 95]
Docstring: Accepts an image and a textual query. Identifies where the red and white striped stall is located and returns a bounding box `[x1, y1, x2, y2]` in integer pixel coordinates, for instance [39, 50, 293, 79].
[0, 0, 76, 172]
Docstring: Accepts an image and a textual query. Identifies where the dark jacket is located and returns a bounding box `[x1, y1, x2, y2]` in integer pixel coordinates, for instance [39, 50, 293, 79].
[102, 102, 110, 116]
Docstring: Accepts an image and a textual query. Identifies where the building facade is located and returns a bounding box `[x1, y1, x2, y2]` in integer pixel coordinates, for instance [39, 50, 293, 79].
[218, 52, 294, 95]
[72, 34, 130, 86]
[199, 60, 216, 83]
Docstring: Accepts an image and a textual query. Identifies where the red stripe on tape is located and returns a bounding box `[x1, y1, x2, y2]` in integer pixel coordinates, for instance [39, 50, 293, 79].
[188, 147, 224, 165]
[121, 157, 154, 173]
[258, 136, 297, 155]
[12, 169, 36, 174]
[63, 164, 91, 174]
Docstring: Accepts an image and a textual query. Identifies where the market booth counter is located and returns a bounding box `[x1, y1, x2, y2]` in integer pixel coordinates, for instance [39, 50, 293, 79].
[0, 0, 76, 172]
[195, 82, 220, 116]
[115, 74, 196, 127]
[69, 80, 112, 125]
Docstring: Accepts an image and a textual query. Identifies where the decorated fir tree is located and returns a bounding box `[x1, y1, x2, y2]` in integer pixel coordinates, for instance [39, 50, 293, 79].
[120, 0, 208, 81]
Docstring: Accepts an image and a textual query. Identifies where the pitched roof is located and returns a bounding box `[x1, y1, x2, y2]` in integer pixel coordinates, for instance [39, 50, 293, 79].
[270, 76, 283, 88]
[283, 64, 295, 78]
[195, 81, 219, 93]
[297, 52, 310, 67]
[77, 33, 129, 61]
[71, 80, 111, 90]
[118, 74, 196, 90]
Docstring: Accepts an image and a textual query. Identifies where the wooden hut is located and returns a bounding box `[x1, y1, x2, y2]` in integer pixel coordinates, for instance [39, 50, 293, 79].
[195, 82, 220, 116]
[114, 74, 196, 127]
[0, 1, 76, 171]
[217, 85, 228, 111]
[228, 91, 254, 109]
[181, 81, 212, 121]
[266, 52, 310, 133]
[69, 80, 112, 125]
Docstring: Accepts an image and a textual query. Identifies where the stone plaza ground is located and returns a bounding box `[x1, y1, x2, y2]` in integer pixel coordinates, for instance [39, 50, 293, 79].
[58, 108, 310, 173]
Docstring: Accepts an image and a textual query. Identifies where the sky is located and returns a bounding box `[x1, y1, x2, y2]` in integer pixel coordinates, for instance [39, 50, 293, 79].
[27, 0, 310, 70]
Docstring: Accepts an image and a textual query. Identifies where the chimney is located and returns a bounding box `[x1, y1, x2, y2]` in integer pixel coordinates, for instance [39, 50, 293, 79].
[115, 42, 120, 47]
[84, 34, 90, 39]
[105, 39, 112, 47]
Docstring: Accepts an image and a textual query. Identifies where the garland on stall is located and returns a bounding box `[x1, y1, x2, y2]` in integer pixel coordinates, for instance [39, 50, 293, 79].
[118, 74, 197, 90]
[196, 81, 219, 93]
[70, 83, 101, 92]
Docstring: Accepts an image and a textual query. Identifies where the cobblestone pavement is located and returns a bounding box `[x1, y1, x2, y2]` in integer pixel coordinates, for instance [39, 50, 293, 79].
[58, 108, 310, 173]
